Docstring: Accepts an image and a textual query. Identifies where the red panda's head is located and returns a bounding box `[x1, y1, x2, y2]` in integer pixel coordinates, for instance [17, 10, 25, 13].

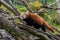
[20, 11, 29, 19]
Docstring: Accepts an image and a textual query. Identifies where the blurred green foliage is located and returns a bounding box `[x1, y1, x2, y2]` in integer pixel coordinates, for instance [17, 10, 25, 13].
[14, 4, 27, 12]
[29, 0, 43, 11]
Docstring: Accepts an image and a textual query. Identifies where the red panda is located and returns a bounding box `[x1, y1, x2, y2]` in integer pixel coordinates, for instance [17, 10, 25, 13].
[20, 12, 54, 32]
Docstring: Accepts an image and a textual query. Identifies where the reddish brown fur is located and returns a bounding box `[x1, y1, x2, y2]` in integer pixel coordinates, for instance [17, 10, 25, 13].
[27, 12, 54, 32]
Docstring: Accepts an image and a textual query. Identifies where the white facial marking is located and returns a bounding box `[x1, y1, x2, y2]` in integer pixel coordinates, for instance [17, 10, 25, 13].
[26, 11, 29, 15]
[20, 13, 27, 19]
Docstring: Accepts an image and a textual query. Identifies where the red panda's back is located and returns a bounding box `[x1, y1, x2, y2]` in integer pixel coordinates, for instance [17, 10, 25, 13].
[28, 13, 44, 25]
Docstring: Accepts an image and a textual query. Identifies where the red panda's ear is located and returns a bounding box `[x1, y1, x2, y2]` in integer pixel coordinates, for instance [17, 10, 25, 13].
[26, 11, 29, 16]
[27, 11, 33, 14]
[34, 13, 38, 15]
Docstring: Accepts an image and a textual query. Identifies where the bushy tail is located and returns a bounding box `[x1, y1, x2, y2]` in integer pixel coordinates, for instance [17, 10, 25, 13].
[43, 21, 54, 32]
